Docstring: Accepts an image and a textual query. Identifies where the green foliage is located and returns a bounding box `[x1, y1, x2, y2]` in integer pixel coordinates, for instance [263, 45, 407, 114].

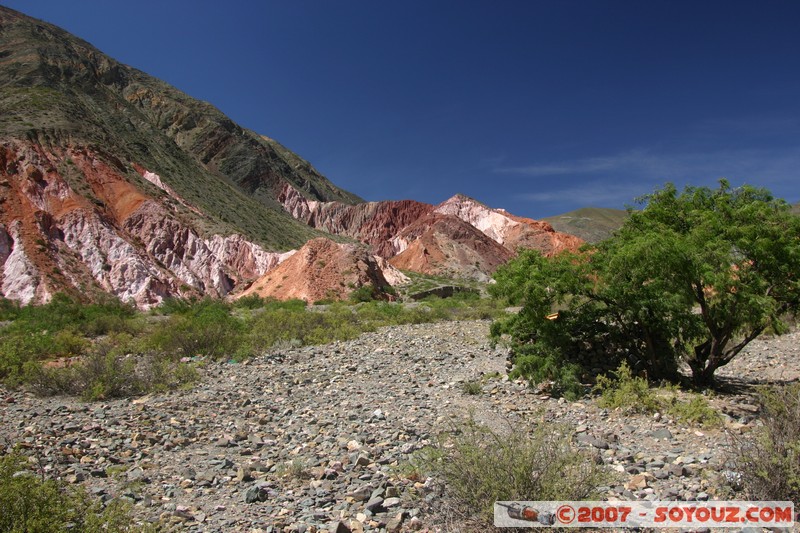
[593, 362, 721, 426]
[417, 418, 610, 525]
[492, 182, 800, 388]
[461, 381, 482, 395]
[26, 334, 198, 400]
[663, 394, 722, 427]
[508, 343, 585, 400]
[732, 384, 800, 506]
[0, 452, 149, 532]
[1, 292, 504, 397]
[349, 284, 380, 303]
[594, 362, 661, 413]
[148, 299, 244, 359]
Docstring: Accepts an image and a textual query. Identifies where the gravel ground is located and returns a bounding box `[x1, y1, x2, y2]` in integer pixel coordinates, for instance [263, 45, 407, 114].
[2, 320, 799, 532]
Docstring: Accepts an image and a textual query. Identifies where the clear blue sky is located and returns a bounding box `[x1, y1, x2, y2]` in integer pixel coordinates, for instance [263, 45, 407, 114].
[5, 1, 800, 218]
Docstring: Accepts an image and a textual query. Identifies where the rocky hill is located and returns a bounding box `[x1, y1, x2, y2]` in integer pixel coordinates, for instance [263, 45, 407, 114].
[0, 5, 582, 307]
[543, 207, 629, 243]
[0, 5, 366, 306]
[278, 186, 582, 282]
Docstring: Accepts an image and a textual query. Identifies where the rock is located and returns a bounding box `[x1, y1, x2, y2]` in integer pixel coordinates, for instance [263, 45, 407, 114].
[346, 486, 373, 502]
[386, 513, 405, 532]
[365, 496, 384, 513]
[649, 428, 673, 440]
[383, 497, 401, 508]
[624, 473, 654, 491]
[236, 466, 253, 483]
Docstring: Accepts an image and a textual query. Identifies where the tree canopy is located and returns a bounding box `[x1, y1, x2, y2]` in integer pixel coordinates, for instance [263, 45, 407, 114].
[491, 181, 800, 392]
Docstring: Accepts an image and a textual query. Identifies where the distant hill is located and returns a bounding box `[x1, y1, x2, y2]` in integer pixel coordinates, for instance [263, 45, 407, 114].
[792, 202, 800, 216]
[543, 207, 629, 243]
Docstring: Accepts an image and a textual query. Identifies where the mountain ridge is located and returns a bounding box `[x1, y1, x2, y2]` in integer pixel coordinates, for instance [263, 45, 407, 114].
[0, 5, 583, 307]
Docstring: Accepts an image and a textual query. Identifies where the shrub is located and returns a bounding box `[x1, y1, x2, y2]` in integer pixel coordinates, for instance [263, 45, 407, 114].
[594, 362, 661, 413]
[349, 284, 379, 303]
[731, 384, 800, 506]
[418, 418, 610, 525]
[0, 452, 148, 532]
[148, 299, 243, 358]
[664, 394, 722, 427]
[27, 334, 198, 400]
[491, 182, 800, 388]
[462, 381, 482, 395]
[508, 342, 584, 400]
[594, 362, 721, 426]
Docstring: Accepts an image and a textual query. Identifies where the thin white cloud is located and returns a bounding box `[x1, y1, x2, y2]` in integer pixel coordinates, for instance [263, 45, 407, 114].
[517, 182, 645, 207]
[495, 150, 656, 177]
[496, 147, 800, 203]
[499, 146, 800, 214]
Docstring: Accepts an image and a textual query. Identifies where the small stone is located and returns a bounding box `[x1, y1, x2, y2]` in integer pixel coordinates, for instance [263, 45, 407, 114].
[649, 428, 673, 440]
[365, 496, 384, 512]
[346, 486, 372, 502]
[386, 513, 404, 532]
[383, 497, 401, 508]
[236, 466, 253, 483]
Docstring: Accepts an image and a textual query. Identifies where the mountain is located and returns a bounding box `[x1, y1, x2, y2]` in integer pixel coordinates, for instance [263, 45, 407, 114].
[0, 6, 361, 305]
[0, 5, 582, 307]
[240, 238, 407, 303]
[543, 207, 629, 243]
[276, 187, 582, 282]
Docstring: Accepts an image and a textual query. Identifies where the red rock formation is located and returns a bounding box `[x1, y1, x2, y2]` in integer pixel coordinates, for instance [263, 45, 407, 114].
[279, 184, 433, 257]
[239, 238, 399, 302]
[279, 185, 583, 280]
[0, 141, 290, 307]
[388, 214, 514, 280]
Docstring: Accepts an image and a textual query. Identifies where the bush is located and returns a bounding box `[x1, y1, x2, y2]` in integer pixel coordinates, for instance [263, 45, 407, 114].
[0, 452, 149, 532]
[27, 335, 198, 401]
[491, 182, 800, 388]
[732, 384, 800, 506]
[508, 342, 584, 400]
[594, 362, 661, 413]
[148, 299, 243, 359]
[594, 362, 721, 426]
[418, 418, 610, 525]
[349, 284, 379, 303]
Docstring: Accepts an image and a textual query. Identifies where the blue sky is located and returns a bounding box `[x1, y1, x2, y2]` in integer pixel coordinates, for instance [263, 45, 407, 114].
[5, 1, 800, 218]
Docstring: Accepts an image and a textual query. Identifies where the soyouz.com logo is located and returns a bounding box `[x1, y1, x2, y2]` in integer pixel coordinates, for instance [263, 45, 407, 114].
[494, 501, 795, 528]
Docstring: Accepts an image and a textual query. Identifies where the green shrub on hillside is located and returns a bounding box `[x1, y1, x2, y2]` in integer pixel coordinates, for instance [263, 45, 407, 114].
[594, 362, 721, 426]
[148, 299, 244, 359]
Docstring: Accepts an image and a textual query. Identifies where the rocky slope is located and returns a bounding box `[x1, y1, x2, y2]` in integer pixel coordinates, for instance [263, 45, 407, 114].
[280, 185, 582, 280]
[2, 320, 796, 531]
[0, 141, 297, 306]
[543, 207, 629, 243]
[240, 238, 406, 302]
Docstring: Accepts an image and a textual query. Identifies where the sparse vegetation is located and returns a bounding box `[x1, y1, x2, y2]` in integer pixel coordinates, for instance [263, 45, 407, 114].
[0, 451, 152, 532]
[594, 362, 722, 427]
[0, 292, 506, 398]
[417, 417, 611, 525]
[731, 384, 800, 506]
[461, 380, 483, 395]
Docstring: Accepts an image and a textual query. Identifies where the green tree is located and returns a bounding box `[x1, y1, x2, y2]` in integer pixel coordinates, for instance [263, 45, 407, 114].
[492, 181, 800, 388]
